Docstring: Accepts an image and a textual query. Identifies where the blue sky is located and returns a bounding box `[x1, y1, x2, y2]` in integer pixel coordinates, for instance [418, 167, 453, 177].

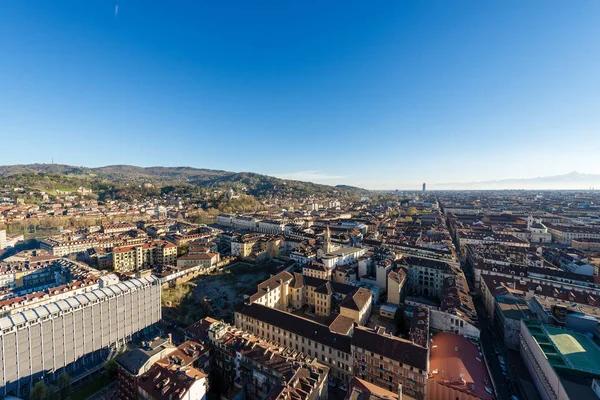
[0, 1, 599, 189]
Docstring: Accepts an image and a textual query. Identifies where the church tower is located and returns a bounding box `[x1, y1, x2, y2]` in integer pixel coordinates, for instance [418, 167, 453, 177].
[323, 226, 334, 253]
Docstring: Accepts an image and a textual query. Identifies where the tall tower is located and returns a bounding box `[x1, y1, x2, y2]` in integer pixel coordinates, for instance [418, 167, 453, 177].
[323, 226, 333, 253]
[422, 182, 426, 192]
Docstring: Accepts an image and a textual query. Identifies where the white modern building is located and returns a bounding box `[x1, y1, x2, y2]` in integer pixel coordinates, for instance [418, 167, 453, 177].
[0, 275, 161, 397]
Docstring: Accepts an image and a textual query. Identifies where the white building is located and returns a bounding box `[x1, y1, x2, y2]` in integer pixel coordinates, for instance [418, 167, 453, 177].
[320, 247, 366, 269]
[0, 275, 161, 397]
[0, 230, 6, 250]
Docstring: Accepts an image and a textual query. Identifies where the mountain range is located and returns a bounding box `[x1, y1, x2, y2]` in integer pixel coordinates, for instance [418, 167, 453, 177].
[431, 172, 600, 190]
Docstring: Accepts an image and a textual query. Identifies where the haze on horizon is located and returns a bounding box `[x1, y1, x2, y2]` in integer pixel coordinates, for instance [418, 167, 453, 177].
[0, 1, 599, 190]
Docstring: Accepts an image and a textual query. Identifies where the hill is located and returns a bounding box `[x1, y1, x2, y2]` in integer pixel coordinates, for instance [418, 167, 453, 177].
[0, 164, 369, 199]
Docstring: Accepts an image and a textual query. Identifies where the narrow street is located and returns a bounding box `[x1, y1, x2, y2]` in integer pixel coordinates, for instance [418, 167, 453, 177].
[474, 297, 511, 400]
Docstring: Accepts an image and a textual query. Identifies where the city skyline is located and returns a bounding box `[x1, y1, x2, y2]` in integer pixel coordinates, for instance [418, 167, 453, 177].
[1, 1, 599, 188]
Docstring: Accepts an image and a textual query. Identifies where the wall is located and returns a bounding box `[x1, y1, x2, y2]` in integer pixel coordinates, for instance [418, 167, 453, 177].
[429, 309, 480, 339]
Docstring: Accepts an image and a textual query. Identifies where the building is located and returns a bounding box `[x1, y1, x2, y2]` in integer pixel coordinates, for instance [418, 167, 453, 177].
[102, 223, 137, 234]
[422, 183, 426, 192]
[572, 238, 600, 252]
[113, 240, 178, 272]
[427, 332, 493, 400]
[176, 252, 220, 270]
[429, 274, 479, 339]
[0, 275, 161, 397]
[375, 259, 394, 291]
[245, 271, 369, 322]
[303, 260, 332, 280]
[546, 224, 600, 245]
[387, 268, 406, 305]
[234, 302, 354, 382]
[0, 229, 6, 250]
[138, 364, 208, 400]
[401, 256, 456, 298]
[339, 288, 373, 325]
[204, 318, 329, 399]
[520, 320, 600, 400]
[352, 326, 429, 399]
[320, 246, 366, 270]
[132, 340, 211, 400]
[40, 235, 149, 257]
[345, 377, 401, 400]
[116, 337, 177, 400]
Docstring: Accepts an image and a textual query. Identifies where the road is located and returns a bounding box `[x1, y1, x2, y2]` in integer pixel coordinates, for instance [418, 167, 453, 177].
[474, 300, 511, 400]
[85, 381, 117, 400]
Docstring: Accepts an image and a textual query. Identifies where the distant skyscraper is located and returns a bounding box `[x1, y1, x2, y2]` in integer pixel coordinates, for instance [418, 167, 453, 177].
[422, 183, 426, 192]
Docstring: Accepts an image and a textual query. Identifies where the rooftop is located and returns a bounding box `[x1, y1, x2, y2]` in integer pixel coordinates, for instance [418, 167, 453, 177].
[525, 321, 600, 374]
[429, 332, 493, 400]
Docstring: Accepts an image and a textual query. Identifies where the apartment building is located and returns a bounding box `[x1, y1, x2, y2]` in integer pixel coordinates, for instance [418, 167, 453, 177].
[401, 256, 456, 298]
[113, 240, 177, 272]
[138, 364, 208, 400]
[0, 275, 161, 397]
[303, 260, 332, 280]
[352, 326, 428, 400]
[234, 302, 354, 382]
[176, 252, 220, 270]
[230, 234, 284, 259]
[546, 224, 600, 245]
[134, 340, 210, 400]
[116, 337, 177, 400]
[102, 223, 137, 234]
[205, 318, 328, 399]
[40, 235, 148, 257]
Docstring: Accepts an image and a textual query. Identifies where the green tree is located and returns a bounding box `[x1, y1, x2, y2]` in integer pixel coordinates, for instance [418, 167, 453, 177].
[29, 381, 47, 400]
[46, 385, 61, 400]
[57, 373, 71, 400]
[105, 357, 118, 379]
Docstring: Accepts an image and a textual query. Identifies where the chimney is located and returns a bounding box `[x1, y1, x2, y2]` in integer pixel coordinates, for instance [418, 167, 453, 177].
[398, 383, 403, 400]
[168, 333, 173, 344]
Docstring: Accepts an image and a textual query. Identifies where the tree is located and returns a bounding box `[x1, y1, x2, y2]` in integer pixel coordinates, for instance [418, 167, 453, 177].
[29, 381, 47, 400]
[46, 385, 61, 400]
[105, 357, 118, 379]
[57, 373, 71, 400]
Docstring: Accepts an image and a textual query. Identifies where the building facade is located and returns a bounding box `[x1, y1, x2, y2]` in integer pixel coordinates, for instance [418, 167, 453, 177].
[0, 275, 161, 397]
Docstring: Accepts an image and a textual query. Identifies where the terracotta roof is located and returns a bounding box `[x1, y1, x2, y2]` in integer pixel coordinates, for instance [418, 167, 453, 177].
[345, 377, 399, 400]
[429, 332, 493, 400]
[340, 288, 372, 311]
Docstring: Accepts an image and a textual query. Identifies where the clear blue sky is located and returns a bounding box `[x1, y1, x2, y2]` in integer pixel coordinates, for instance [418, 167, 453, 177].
[1, 1, 599, 189]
